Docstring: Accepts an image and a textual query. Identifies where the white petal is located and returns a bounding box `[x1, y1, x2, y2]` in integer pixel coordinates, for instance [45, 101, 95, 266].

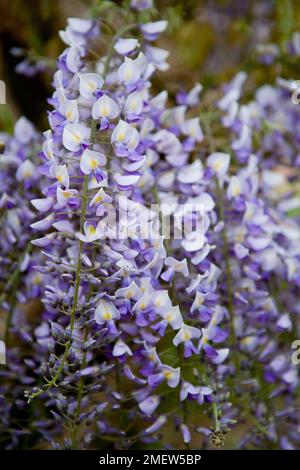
[181, 117, 203, 142]
[112, 339, 132, 357]
[125, 91, 144, 115]
[211, 348, 229, 364]
[173, 324, 201, 345]
[80, 149, 107, 174]
[162, 365, 180, 388]
[59, 99, 79, 122]
[177, 160, 203, 184]
[95, 299, 120, 323]
[54, 164, 69, 188]
[92, 94, 119, 119]
[68, 18, 94, 34]
[90, 187, 112, 206]
[79, 73, 104, 99]
[31, 197, 53, 212]
[247, 235, 271, 251]
[63, 123, 91, 152]
[16, 160, 35, 181]
[182, 231, 205, 252]
[66, 46, 81, 73]
[115, 173, 141, 188]
[118, 57, 140, 83]
[114, 38, 139, 55]
[207, 152, 230, 176]
[139, 395, 160, 416]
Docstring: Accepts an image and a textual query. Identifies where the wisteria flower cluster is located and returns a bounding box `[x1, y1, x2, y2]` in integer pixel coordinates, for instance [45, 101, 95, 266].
[1, 0, 300, 450]
[0, 118, 57, 447]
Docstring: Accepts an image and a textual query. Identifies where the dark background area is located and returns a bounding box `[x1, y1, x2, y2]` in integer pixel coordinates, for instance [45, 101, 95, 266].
[2, 0, 295, 131]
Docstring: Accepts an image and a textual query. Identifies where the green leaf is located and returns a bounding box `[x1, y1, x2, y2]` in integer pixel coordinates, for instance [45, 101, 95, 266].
[287, 207, 300, 218]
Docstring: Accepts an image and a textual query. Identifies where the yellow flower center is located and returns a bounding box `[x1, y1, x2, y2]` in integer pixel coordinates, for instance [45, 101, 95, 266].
[90, 158, 98, 169]
[100, 105, 109, 117]
[241, 336, 253, 346]
[66, 110, 73, 120]
[183, 331, 191, 341]
[124, 68, 133, 81]
[166, 312, 173, 323]
[232, 185, 241, 196]
[88, 226, 97, 235]
[202, 335, 208, 344]
[103, 311, 112, 320]
[33, 276, 41, 285]
[213, 161, 223, 171]
[73, 133, 81, 143]
[87, 81, 96, 90]
[117, 131, 125, 142]
[129, 99, 138, 111]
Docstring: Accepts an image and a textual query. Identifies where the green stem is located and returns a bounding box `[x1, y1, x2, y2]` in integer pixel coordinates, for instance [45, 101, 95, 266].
[202, 113, 240, 373]
[215, 180, 241, 376]
[70, 326, 88, 449]
[178, 344, 190, 450]
[202, 113, 271, 441]
[152, 183, 191, 448]
[103, 23, 137, 76]
[28, 175, 89, 402]
[70, 238, 98, 448]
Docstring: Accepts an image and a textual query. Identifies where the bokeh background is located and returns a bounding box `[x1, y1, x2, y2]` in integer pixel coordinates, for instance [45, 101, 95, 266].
[1, 0, 300, 132]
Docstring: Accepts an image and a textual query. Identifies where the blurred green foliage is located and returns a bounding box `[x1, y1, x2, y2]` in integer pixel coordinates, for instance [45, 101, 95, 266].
[1, 0, 300, 131]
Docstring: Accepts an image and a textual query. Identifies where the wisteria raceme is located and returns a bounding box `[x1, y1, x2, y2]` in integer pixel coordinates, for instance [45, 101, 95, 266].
[1, 0, 300, 451]
[0, 117, 43, 346]
[213, 72, 300, 449]
[24, 5, 231, 448]
[0, 119, 58, 448]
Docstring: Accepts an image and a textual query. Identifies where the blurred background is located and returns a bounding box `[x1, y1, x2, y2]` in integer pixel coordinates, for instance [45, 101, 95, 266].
[1, 0, 300, 132]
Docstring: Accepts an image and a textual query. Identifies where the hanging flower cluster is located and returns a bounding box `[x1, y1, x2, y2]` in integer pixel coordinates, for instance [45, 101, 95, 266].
[211, 72, 300, 449]
[0, 119, 58, 447]
[1, 0, 300, 450]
